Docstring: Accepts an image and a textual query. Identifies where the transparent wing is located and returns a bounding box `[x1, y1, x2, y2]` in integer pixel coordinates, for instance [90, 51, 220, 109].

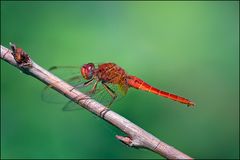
[48, 65, 83, 86]
[93, 83, 127, 106]
[62, 82, 128, 111]
[62, 79, 97, 111]
[41, 66, 84, 103]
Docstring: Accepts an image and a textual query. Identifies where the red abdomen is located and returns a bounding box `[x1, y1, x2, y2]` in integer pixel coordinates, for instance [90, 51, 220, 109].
[127, 75, 195, 107]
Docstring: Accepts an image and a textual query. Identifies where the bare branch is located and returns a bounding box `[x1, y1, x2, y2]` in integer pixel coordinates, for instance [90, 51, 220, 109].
[1, 44, 193, 159]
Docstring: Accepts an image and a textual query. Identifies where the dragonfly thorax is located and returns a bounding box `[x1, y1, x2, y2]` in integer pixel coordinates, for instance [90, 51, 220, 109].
[81, 63, 95, 80]
[96, 63, 127, 85]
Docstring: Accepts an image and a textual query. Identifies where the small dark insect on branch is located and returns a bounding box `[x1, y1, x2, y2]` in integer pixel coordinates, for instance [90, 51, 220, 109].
[0, 43, 193, 159]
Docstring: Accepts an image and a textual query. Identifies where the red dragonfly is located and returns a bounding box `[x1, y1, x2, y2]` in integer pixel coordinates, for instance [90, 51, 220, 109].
[42, 63, 195, 110]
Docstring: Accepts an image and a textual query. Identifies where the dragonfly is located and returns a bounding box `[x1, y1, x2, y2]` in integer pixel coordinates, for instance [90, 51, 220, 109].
[42, 62, 195, 110]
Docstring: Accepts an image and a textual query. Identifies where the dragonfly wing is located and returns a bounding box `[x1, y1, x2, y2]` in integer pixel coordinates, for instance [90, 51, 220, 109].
[48, 65, 84, 86]
[41, 85, 68, 104]
[62, 100, 79, 111]
[42, 65, 84, 103]
[41, 75, 83, 103]
[62, 79, 96, 111]
[90, 82, 127, 107]
[63, 81, 126, 110]
[62, 95, 91, 111]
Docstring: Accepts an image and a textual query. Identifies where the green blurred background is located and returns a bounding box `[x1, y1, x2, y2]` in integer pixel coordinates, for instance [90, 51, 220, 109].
[1, 1, 239, 159]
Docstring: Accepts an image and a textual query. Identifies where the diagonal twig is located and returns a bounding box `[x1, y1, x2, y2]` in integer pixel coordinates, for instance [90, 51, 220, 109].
[1, 44, 193, 159]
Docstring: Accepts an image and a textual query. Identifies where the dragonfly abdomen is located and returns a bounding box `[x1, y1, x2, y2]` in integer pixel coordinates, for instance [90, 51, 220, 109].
[127, 75, 194, 107]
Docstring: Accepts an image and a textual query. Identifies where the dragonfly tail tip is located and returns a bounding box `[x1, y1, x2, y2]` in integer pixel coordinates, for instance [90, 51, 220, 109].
[187, 101, 195, 107]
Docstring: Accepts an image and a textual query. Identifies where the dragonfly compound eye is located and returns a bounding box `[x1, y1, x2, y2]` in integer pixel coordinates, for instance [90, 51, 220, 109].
[81, 63, 95, 80]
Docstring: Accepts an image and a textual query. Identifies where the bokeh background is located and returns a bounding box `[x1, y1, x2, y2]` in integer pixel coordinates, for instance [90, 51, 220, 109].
[1, 1, 239, 159]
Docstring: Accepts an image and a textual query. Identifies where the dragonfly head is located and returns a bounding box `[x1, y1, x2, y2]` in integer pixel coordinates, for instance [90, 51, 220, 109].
[81, 63, 95, 80]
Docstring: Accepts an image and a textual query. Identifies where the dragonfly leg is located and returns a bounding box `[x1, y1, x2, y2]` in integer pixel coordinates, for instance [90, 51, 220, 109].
[77, 80, 99, 107]
[88, 80, 99, 94]
[102, 83, 117, 107]
[70, 79, 95, 107]
[70, 79, 94, 91]
[75, 79, 96, 103]
[73, 80, 98, 104]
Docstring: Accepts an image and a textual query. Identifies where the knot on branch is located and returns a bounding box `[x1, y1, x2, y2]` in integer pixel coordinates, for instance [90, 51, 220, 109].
[10, 42, 32, 68]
